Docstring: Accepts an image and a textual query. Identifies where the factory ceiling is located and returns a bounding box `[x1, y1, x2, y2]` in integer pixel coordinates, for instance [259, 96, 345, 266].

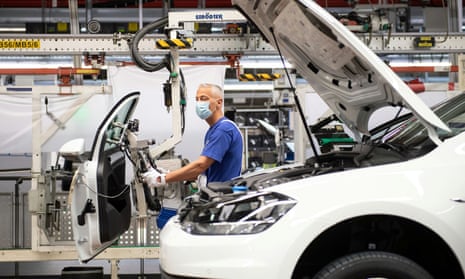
[0, 0, 455, 8]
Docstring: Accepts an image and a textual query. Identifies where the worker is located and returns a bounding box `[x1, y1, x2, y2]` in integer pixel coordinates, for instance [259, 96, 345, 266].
[143, 83, 243, 188]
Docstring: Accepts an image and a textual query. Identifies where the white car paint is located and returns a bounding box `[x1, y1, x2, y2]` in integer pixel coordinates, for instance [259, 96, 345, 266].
[158, 0, 465, 278]
[160, 132, 465, 278]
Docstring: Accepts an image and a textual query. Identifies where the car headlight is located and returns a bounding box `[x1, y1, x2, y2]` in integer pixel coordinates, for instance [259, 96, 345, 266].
[180, 192, 296, 235]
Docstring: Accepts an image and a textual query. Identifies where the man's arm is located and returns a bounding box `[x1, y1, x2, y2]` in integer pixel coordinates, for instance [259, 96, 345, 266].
[165, 155, 215, 183]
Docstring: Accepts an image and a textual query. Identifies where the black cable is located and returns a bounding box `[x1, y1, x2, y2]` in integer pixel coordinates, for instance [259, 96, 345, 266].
[128, 16, 170, 72]
[122, 146, 161, 211]
[123, 147, 138, 169]
[179, 65, 187, 134]
[354, 106, 404, 166]
[269, 27, 321, 164]
[374, 106, 404, 144]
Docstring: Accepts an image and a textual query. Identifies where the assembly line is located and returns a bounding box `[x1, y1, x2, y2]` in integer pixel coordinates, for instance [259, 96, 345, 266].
[0, 0, 465, 278]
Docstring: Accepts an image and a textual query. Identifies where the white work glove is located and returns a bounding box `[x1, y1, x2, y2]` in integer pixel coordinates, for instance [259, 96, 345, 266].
[157, 167, 170, 174]
[142, 167, 167, 188]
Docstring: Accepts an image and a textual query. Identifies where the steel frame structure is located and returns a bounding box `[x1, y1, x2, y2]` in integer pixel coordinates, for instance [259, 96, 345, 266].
[1, 32, 465, 56]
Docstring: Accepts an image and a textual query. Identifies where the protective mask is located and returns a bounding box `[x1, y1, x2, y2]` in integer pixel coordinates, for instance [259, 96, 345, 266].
[195, 101, 212, 120]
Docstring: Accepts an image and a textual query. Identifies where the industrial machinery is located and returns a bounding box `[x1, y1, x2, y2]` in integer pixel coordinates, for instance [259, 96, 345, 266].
[1, 1, 465, 278]
[11, 9, 262, 272]
[25, 13, 191, 264]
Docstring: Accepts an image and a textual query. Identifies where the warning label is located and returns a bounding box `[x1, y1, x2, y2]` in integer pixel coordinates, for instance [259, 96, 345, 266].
[0, 40, 41, 49]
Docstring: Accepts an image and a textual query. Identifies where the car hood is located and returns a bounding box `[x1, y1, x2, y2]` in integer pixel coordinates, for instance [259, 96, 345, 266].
[232, 0, 449, 140]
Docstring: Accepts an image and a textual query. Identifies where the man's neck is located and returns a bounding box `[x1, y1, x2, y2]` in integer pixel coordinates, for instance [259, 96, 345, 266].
[206, 112, 224, 126]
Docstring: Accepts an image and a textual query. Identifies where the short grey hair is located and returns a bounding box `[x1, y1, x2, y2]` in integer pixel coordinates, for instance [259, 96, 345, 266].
[198, 83, 223, 98]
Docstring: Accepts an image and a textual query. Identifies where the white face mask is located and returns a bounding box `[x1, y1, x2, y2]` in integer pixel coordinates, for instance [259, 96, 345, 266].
[195, 101, 212, 120]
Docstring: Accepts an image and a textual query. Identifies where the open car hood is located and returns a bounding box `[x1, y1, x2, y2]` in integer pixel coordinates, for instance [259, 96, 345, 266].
[232, 0, 449, 139]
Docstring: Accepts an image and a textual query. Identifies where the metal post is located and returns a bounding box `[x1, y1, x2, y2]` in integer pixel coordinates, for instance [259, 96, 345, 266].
[110, 259, 119, 279]
[85, 0, 93, 28]
[14, 178, 23, 278]
[293, 88, 307, 164]
[139, 0, 144, 29]
[448, 0, 463, 84]
[31, 89, 42, 251]
[148, 48, 183, 159]
[243, 128, 249, 169]
[69, 0, 83, 85]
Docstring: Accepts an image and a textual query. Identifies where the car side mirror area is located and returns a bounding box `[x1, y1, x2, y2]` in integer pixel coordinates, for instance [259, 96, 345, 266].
[58, 138, 87, 191]
[59, 138, 87, 163]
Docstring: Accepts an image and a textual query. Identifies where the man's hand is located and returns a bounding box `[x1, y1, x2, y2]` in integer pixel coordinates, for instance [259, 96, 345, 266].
[142, 167, 167, 188]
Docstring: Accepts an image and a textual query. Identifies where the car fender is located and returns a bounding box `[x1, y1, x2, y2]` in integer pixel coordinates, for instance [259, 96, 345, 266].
[270, 136, 465, 273]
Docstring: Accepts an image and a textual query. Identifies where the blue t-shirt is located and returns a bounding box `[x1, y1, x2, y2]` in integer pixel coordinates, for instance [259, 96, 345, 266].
[201, 117, 243, 183]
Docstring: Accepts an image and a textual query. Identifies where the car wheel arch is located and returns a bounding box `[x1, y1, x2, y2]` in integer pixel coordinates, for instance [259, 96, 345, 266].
[291, 214, 463, 279]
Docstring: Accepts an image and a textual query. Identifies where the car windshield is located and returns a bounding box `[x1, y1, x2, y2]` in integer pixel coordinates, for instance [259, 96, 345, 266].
[373, 93, 465, 148]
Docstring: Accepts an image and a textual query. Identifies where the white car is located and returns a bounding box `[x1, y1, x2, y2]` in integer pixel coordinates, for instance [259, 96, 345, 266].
[158, 0, 465, 279]
[69, 0, 465, 278]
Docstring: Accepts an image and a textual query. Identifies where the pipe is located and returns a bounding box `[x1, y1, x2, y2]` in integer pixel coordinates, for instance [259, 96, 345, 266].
[69, 0, 83, 85]
[0, 68, 100, 75]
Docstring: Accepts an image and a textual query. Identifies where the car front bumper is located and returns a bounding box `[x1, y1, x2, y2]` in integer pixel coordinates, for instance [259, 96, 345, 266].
[159, 217, 303, 279]
[161, 267, 200, 279]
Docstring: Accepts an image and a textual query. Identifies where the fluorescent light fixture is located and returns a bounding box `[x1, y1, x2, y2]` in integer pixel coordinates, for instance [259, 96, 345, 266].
[240, 60, 293, 69]
[389, 61, 452, 67]
[224, 83, 273, 91]
[0, 27, 26, 33]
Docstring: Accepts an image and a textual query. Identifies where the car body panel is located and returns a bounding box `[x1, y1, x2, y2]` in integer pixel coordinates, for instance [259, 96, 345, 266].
[160, 132, 465, 278]
[232, 0, 448, 138]
[70, 92, 140, 262]
[159, 2, 465, 278]
[66, 0, 465, 277]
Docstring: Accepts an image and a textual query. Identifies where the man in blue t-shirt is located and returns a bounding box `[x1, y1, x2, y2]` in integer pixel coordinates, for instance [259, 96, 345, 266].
[143, 83, 243, 187]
